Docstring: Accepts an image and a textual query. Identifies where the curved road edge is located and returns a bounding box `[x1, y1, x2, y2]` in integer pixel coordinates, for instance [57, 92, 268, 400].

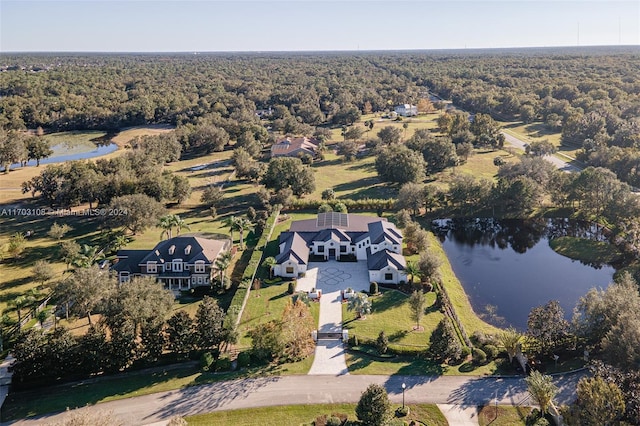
[4, 371, 587, 425]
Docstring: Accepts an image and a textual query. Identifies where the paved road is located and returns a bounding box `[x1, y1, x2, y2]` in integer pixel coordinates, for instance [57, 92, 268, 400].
[501, 131, 583, 173]
[6, 372, 586, 425]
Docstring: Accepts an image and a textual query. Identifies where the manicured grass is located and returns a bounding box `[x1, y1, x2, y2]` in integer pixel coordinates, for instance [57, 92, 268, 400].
[311, 153, 395, 201]
[237, 280, 320, 350]
[478, 405, 531, 425]
[186, 402, 448, 426]
[2, 364, 207, 421]
[342, 289, 444, 348]
[346, 351, 443, 376]
[422, 229, 501, 336]
[549, 236, 622, 265]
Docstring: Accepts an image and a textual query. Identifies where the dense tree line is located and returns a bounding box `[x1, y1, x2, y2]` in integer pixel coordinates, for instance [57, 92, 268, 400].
[21, 134, 190, 209]
[2, 49, 638, 190]
[12, 269, 235, 388]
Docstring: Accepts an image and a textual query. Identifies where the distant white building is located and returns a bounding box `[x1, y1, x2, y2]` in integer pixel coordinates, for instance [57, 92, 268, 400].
[394, 104, 418, 117]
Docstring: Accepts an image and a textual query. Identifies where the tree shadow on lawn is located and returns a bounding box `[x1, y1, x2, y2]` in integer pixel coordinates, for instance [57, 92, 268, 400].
[333, 177, 386, 195]
[1, 366, 203, 422]
[346, 161, 376, 172]
[370, 290, 407, 313]
[149, 374, 281, 421]
[269, 291, 289, 302]
[387, 330, 409, 342]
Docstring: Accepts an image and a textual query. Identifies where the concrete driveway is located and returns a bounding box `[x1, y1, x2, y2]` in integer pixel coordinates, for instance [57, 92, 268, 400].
[297, 261, 369, 376]
[296, 261, 370, 293]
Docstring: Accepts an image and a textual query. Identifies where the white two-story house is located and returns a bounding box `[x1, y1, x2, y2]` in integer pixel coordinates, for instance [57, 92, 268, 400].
[273, 213, 407, 284]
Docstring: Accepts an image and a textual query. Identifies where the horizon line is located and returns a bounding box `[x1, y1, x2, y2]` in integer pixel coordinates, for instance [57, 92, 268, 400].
[1, 44, 639, 55]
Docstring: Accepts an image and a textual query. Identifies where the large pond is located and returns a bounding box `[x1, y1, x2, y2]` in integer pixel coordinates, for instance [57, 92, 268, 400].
[432, 218, 616, 330]
[5, 142, 118, 171]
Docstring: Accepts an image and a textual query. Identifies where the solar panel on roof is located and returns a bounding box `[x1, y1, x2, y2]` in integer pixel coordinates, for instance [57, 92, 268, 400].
[316, 212, 349, 229]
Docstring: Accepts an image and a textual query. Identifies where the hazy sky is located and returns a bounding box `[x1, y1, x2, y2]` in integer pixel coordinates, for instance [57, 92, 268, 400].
[1, 0, 639, 52]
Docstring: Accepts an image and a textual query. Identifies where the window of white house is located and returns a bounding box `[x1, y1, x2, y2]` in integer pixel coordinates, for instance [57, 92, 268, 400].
[197, 276, 203, 284]
[195, 261, 205, 273]
[385, 273, 393, 281]
[318, 246, 324, 252]
[147, 262, 157, 273]
[286, 266, 294, 274]
[340, 246, 347, 253]
[173, 259, 183, 272]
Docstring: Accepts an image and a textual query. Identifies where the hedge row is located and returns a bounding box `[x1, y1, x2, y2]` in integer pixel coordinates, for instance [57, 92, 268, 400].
[287, 198, 396, 211]
[230, 208, 280, 325]
[349, 336, 427, 357]
[435, 281, 472, 348]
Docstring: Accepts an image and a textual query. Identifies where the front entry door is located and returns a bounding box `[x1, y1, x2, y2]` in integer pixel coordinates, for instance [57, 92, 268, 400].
[328, 248, 336, 259]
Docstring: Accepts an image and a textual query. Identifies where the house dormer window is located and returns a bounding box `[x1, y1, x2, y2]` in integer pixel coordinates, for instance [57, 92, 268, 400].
[147, 262, 157, 273]
[195, 261, 205, 273]
[185, 245, 191, 255]
[168, 245, 176, 255]
[173, 259, 183, 272]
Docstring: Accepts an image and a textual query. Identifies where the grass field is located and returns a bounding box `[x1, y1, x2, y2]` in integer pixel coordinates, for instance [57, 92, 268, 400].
[549, 236, 622, 265]
[327, 112, 441, 144]
[478, 405, 531, 425]
[236, 280, 320, 350]
[110, 124, 175, 147]
[342, 289, 443, 347]
[310, 153, 395, 201]
[186, 402, 448, 426]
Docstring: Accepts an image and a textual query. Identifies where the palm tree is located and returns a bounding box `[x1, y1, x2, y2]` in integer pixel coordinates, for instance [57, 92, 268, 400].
[223, 216, 240, 246]
[72, 244, 104, 268]
[405, 261, 421, 285]
[173, 215, 191, 236]
[347, 293, 372, 319]
[497, 327, 524, 364]
[525, 370, 558, 416]
[215, 251, 233, 285]
[261, 256, 277, 279]
[237, 218, 255, 250]
[158, 214, 174, 240]
[110, 234, 131, 253]
[11, 296, 28, 328]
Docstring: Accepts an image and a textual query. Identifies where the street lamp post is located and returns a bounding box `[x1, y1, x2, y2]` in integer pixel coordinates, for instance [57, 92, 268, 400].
[402, 382, 406, 409]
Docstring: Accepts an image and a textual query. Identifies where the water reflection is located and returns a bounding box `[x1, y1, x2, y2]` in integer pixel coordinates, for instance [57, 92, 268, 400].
[433, 218, 616, 330]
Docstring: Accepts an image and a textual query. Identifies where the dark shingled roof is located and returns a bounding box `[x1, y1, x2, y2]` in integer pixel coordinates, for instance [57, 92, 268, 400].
[368, 221, 402, 245]
[112, 250, 148, 273]
[367, 249, 407, 271]
[276, 232, 309, 265]
[112, 236, 230, 275]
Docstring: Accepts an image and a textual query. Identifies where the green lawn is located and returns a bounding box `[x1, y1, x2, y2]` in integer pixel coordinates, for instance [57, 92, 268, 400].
[311, 153, 395, 201]
[478, 405, 531, 426]
[549, 236, 622, 265]
[2, 365, 207, 421]
[237, 280, 320, 350]
[342, 289, 443, 348]
[186, 402, 448, 426]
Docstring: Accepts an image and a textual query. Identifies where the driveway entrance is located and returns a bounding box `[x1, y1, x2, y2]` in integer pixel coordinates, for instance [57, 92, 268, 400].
[297, 261, 369, 375]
